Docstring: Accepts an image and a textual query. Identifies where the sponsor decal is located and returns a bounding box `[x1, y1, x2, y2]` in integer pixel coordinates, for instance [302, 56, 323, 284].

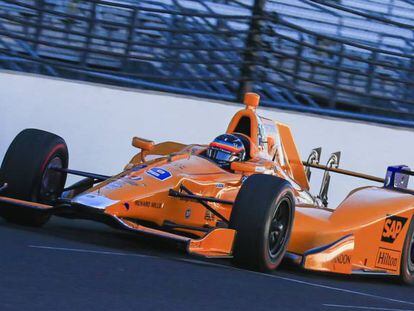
[135, 201, 164, 209]
[216, 183, 224, 188]
[122, 178, 140, 186]
[333, 254, 351, 265]
[106, 178, 143, 188]
[146, 167, 172, 181]
[205, 210, 215, 221]
[375, 248, 400, 271]
[129, 176, 143, 181]
[72, 193, 119, 209]
[185, 208, 191, 219]
[381, 215, 408, 243]
[125, 165, 146, 182]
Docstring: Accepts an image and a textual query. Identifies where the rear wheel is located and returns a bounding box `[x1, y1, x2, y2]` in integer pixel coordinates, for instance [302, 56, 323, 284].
[0, 129, 68, 226]
[230, 174, 295, 272]
[400, 216, 414, 284]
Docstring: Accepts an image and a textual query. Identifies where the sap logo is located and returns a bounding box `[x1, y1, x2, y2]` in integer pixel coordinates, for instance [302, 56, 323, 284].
[381, 215, 408, 243]
[334, 254, 351, 265]
[146, 167, 172, 181]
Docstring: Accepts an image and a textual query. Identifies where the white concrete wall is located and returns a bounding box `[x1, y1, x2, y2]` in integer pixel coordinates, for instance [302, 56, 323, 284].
[1, 71, 413, 207]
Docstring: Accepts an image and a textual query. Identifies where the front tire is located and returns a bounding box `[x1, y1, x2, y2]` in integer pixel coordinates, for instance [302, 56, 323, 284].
[0, 129, 68, 226]
[230, 174, 295, 272]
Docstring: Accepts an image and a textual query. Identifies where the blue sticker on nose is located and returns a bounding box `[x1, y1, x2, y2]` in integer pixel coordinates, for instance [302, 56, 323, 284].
[146, 167, 172, 181]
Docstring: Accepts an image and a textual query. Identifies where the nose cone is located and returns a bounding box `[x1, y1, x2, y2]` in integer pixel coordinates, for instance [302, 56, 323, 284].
[74, 155, 229, 209]
[93, 164, 176, 201]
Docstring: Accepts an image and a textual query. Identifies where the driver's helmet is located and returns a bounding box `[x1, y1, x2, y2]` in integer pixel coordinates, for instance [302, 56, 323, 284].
[206, 134, 246, 169]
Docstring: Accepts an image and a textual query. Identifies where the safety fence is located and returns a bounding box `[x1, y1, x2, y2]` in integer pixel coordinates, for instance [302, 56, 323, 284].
[0, 0, 413, 127]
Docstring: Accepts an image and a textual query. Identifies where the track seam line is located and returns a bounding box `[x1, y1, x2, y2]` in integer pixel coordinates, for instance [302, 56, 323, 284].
[28, 245, 158, 259]
[322, 304, 414, 311]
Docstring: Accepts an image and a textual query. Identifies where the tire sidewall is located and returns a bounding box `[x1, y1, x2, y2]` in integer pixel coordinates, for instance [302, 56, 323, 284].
[0, 129, 68, 226]
[260, 187, 295, 270]
[33, 143, 68, 203]
[1, 130, 68, 203]
[230, 174, 296, 272]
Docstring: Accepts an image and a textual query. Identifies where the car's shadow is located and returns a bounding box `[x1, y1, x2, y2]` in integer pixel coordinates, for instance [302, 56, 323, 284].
[0, 216, 403, 287]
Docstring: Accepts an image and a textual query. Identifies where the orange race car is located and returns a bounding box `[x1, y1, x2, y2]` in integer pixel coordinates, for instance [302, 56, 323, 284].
[1, 93, 414, 283]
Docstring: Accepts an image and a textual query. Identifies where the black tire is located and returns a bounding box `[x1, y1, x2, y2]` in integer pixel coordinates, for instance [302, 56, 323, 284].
[0, 129, 68, 226]
[400, 216, 414, 285]
[230, 174, 295, 272]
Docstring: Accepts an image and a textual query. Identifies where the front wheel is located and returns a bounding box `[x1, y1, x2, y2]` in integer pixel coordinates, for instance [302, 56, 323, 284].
[0, 129, 68, 226]
[230, 174, 295, 272]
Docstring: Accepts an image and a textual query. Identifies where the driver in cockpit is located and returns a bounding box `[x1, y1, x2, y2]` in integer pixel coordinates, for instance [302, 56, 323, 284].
[205, 134, 248, 169]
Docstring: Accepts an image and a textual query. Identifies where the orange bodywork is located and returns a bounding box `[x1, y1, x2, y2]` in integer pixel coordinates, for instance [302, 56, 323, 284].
[71, 92, 414, 276]
[3, 93, 413, 277]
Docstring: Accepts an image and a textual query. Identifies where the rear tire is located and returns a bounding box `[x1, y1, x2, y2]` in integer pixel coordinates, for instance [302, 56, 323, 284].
[230, 174, 295, 272]
[0, 129, 68, 226]
[400, 216, 414, 285]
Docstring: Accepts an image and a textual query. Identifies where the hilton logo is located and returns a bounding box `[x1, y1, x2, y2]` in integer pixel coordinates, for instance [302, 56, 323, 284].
[375, 248, 400, 272]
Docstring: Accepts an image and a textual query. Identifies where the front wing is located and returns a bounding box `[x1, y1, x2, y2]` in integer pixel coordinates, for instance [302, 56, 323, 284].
[0, 195, 236, 258]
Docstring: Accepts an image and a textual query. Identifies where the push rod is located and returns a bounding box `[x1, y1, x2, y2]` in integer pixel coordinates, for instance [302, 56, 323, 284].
[169, 186, 231, 224]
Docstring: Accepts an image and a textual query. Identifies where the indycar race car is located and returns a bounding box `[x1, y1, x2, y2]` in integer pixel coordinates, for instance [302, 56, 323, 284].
[1, 93, 414, 283]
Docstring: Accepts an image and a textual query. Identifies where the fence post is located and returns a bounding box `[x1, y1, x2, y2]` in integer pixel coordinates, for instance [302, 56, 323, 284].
[403, 57, 414, 103]
[365, 51, 378, 108]
[237, 0, 266, 101]
[123, 7, 137, 70]
[33, 0, 45, 74]
[81, 2, 96, 67]
[328, 44, 344, 108]
[33, 0, 44, 53]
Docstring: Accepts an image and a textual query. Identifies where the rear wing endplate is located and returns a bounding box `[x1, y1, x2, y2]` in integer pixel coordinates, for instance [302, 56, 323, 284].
[384, 165, 414, 194]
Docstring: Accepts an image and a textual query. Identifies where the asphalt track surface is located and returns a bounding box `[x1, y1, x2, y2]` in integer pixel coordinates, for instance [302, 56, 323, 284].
[1, 217, 414, 311]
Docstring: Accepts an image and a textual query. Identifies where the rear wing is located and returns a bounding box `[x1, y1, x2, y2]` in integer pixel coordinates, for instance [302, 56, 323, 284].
[304, 161, 414, 195]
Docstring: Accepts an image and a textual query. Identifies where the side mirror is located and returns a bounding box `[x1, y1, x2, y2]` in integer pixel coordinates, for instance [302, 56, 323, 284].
[132, 137, 154, 152]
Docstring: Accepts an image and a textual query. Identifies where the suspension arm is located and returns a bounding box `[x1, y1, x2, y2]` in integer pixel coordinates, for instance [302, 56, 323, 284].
[169, 185, 232, 224]
[303, 162, 385, 183]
